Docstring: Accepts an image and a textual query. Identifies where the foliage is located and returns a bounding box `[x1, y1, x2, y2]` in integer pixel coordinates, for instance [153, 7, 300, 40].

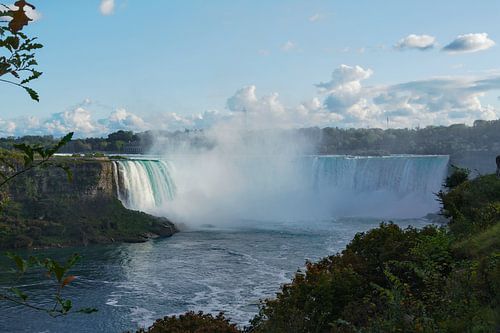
[135, 311, 239, 333]
[0, 132, 74, 186]
[444, 165, 470, 189]
[247, 174, 500, 333]
[0, 1, 43, 100]
[0, 2, 97, 320]
[440, 174, 500, 238]
[0, 132, 73, 214]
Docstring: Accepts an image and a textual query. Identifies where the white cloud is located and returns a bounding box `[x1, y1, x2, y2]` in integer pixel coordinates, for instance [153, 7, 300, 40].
[25, 6, 41, 21]
[99, 0, 115, 16]
[101, 108, 149, 132]
[316, 64, 373, 91]
[0, 119, 16, 136]
[258, 49, 270, 56]
[3, 67, 500, 138]
[2, 3, 42, 22]
[443, 33, 495, 53]
[395, 34, 437, 50]
[227, 85, 285, 116]
[43, 108, 103, 136]
[309, 13, 321, 22]
[311, 65, 500, 128]
[281, 40, 297, 52]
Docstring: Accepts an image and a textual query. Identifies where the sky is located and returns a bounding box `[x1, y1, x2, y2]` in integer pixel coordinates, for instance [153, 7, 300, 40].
[0, 0, 500, 137]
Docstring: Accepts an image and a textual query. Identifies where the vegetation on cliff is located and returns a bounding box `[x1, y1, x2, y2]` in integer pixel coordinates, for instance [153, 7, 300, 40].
[135, 312, 239, 333]
[245, 173, 500, 332]
[0, 159, 176, 249]
[138, 172, 500, 332]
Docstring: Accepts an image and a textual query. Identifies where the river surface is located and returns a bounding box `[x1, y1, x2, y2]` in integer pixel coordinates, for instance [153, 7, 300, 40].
[0, 218, 431, 333]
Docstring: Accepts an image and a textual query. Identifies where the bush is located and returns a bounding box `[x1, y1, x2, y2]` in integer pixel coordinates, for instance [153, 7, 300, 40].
[444, 165, 470, 189]
[136, 311, 240, 333]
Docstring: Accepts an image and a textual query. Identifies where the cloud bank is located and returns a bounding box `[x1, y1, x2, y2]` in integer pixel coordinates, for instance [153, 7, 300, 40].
[1, 65, 500, 137]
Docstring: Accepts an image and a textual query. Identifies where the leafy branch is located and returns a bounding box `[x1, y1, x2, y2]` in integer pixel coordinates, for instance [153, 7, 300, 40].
[0, 132, 74, 189]
[0, 253, 97, 317]
[0, 1, 42, 101]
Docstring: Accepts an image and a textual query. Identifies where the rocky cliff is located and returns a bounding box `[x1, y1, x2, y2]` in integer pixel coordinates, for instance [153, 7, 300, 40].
[0, 158, 177, 249]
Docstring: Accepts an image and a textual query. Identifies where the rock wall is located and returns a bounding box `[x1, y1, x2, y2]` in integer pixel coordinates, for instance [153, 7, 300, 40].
[1, 158, 177, 249]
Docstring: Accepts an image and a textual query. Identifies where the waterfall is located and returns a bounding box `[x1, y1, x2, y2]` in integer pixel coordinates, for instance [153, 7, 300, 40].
[113, 160, 176, 212]
[305, 155, 449, 218]
[310, 155, 448, 194]
[113, 155, 449, 222]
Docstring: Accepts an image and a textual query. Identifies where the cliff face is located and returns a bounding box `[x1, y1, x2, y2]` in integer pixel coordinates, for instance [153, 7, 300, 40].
[11, 159, 115, 199]
[1, 158, 177, 249]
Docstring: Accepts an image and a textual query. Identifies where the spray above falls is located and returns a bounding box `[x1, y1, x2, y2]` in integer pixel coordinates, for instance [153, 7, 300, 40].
[113, 155, 449, 224]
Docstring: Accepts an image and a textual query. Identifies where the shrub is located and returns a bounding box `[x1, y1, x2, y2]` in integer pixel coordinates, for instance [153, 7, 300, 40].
[137, 311, 240, 333]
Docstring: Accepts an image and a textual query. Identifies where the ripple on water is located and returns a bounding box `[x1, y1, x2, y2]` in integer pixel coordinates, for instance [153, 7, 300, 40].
[0, 217, 433, 332]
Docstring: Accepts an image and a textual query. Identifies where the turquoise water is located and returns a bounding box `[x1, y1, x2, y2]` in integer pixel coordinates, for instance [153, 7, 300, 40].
[0, 218, 431, 332]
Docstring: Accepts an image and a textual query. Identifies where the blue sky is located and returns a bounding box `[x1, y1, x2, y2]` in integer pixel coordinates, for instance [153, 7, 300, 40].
[1, 0, 500, 137]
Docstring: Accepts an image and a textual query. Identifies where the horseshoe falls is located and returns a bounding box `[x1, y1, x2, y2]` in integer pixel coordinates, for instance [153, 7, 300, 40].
[307, 155, 449, 218]
[113, 155, 449, 224]
[114, 160, 176, 212]
[6, 154, 450, 332]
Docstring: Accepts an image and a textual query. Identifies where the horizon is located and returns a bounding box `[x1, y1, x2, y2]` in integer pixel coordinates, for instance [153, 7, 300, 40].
[0, 117, 497, 140]
[1, 1, 500, 137]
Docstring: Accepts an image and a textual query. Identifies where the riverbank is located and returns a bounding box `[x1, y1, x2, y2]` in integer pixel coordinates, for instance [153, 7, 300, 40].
[0, 158, 177, 249]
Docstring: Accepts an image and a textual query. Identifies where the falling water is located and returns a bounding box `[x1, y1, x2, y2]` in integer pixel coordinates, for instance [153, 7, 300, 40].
[113, 155, 449, 221]
[114, 159, 176, 212]
[310, 155, 448, 194]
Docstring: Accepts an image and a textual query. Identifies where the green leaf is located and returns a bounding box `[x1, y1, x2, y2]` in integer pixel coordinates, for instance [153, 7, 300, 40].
[4, 36, 19, 50]
[57, 132, 74, 148]
[77, 307, 98, 314]
[56, 164, 73, 182]
[23, 86, 39, 102]
[20, 70, 42, 85]
[10, 287, 28, 301]
[64, 253, 80, 269]
[6, 252, 28, 273]
[61, 299, 72, 313]
[52, 263, 66, 283]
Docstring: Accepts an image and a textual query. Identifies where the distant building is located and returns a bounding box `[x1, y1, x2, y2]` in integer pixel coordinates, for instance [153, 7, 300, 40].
[123, 143, 144, 154]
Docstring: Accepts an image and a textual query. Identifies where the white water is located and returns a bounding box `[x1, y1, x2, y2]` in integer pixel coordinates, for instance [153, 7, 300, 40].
[114, 160, 176, 211]
[114, 155, 449, 224]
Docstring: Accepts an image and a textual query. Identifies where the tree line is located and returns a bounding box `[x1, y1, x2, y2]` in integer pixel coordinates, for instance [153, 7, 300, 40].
[1, 119, 499, 155]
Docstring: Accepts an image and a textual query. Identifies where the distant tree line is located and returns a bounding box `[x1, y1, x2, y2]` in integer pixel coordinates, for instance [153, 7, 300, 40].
[300, 119, 500, 156]
[0, 119, 499, 156]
